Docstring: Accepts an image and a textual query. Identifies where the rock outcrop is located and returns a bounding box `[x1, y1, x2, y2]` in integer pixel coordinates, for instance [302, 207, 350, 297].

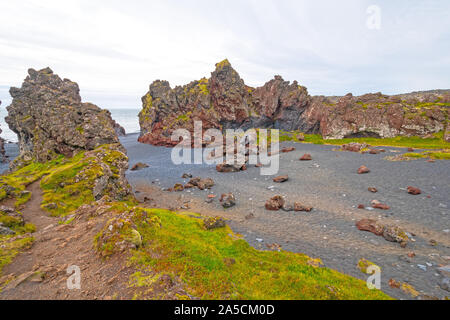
[0, 101, 6, 163]
[309, 92, 450, 139]
[138, 60, 449, 146]
[6, 68, 121, 168]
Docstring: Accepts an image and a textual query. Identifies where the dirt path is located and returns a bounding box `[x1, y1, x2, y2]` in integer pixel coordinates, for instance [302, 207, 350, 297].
[0, 181, 134, 300]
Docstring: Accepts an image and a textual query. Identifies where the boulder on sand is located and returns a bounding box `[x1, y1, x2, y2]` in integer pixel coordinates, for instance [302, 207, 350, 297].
[265, 196, 285, 211]
[407, 186, 422, 195]
[131, 162, 149, 171]
[300, 154, 312, 161]
[273, 175, 289, 183]
[357, 166, 370, 174]
[220, 193, 236, 208]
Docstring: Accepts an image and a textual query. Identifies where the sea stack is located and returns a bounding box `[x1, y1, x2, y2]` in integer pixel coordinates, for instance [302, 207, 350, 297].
[6, 67, 121, 168]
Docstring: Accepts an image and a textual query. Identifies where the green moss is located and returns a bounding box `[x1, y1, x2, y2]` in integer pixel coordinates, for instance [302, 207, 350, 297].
[280, 133, 450, 150]
[0, 237, 34, 278]
[215, 59, 231, 70]
[404, 150, 450, 160]
[124, 208, 391, 300]
[357, 259, 380, 274]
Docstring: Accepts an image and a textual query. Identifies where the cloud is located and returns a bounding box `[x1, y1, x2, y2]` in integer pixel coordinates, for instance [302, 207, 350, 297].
[0, 0, 449, 108]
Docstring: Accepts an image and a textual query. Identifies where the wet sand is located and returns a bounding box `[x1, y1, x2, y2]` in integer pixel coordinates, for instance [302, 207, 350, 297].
[122, 133, 450, 300]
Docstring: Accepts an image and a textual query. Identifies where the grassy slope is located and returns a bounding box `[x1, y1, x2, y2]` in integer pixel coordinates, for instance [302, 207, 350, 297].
[0, 144, 392, 300]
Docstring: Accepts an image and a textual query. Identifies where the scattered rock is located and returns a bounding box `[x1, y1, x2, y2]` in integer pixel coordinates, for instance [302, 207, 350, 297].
[273, 175, 289, 183]
[407, 252, 416, 258]
[369, 149, 381, 155]
[294, 203, 313, 212]
[130, 163, 149, 171]
[0, 226, 15, 235]
[440, 278, 450, 292]
[296, 133, 305, 141]
[281, 147, 295, 153]
[265, 196, 285, 211]
[357, 258, 380, 274]
[358, 204, 366, 209]
[299, 154, 312, 161]
[173, 184, 184, 192]
[188, 177, 214, 190]
[372, 203, 390, 210]
[281, 204, 294, 212]
[401, 283, 420, 298]
[383, 226, 409, 248]
[389, 279, 401, 289]
[182, 173, 193, 179]
[356, 219, 384, 236]
[437, 265, 450, 277]
[342, 143, 366, 153]
[357, 166, 370, 174]
[407, 148, 415, 152]
[216, 163, 246, 173]
[245, 213, 255, 220]
[204, 217, 226, 230]
[219, 193, 236, 208]
[368, 187, 378, 193]
[407, 186, 422, 195]
[429, 239, 438, 246]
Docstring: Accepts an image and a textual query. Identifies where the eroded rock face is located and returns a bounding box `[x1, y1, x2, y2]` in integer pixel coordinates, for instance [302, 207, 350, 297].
[138, 60, 317, 147]
[6, 68, 120, 168]
[138, 60, 449, 146]
[0, 101, 6, 163]
[310, 92, 449, 139]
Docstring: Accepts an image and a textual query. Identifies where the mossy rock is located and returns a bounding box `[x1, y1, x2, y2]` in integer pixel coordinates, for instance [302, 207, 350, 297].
[358, 258, 380, 274]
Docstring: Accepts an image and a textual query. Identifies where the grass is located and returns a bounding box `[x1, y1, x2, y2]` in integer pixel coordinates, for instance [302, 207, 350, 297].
[97, 206, 392, 300]
[278, 130, 450, 150]
[403, 150, 450, 160]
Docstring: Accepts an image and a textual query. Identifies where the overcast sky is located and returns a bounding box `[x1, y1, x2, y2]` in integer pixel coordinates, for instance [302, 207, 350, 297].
[0, 0, 449, 109]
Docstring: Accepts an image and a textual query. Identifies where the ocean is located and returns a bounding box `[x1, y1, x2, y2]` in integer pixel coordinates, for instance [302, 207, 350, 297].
[0, 107, 142, 143]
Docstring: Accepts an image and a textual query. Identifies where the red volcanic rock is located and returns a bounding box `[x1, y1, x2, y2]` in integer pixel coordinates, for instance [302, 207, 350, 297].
[265, 196, 285, 211]
[273, 175, 289, 183]
[358, 204, 366, 209]
[356, 219, 384, 236]
[300, 154, 312, 161]
[407, 186, 422, 195]
[408, 148, 415, 152]
[216, 163, 245, 173]
[281, 147, 296, 153]
[138, 60, 449, 148]
[369, 149, 381, 155]
[372, 203, 390, 210]
[294, 203, 313, 212]
[342, 143, 365, 152]
[358, 166, 370, 174]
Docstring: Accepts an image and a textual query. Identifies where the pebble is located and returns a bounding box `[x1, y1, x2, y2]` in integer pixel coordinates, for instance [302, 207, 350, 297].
[256, 238, 264, 243]
[417, 264, 427, 272]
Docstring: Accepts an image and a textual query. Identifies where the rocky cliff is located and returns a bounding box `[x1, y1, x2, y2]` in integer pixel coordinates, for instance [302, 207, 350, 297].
[0, 101, 6, 163]
[138, 60, 449, 145]
[6, 68, 121, 167]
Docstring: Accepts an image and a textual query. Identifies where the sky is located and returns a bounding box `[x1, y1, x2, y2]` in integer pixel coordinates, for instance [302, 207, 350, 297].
[0, 0, 449, 109]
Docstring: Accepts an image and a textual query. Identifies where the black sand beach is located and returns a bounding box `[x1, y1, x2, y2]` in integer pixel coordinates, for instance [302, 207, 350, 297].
[121, 133, 450, 299]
